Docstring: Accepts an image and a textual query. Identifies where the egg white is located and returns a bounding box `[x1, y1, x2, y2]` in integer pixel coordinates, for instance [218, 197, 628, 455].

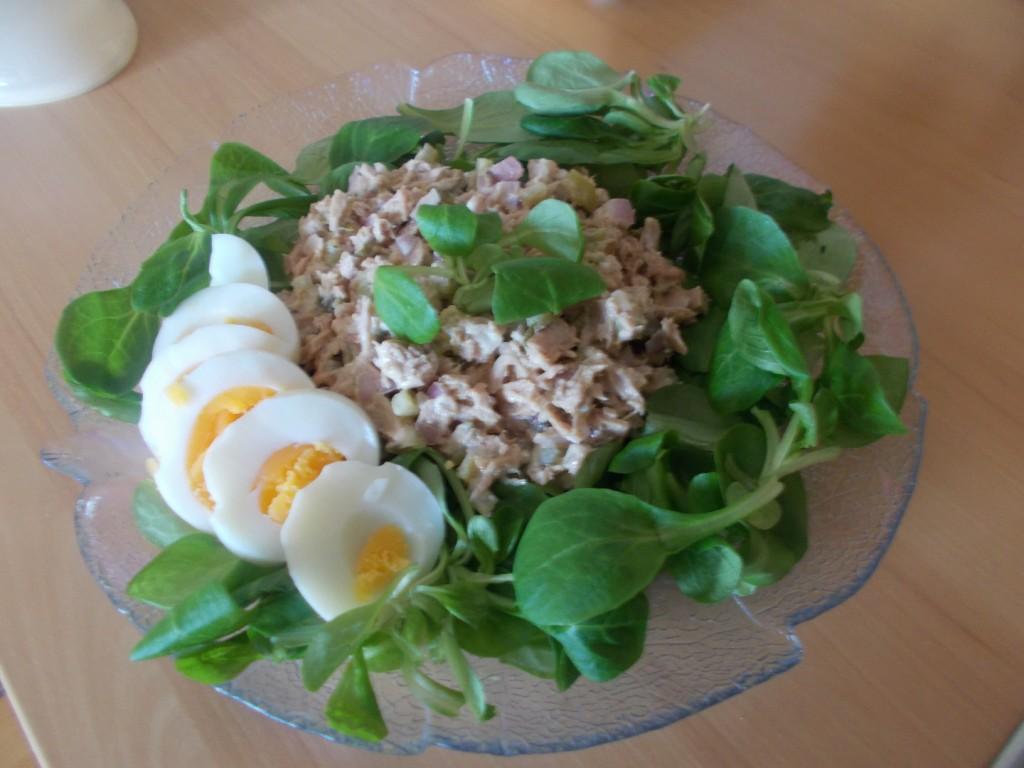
[151, 283, 299, 359]
[203, 390, 381, 565]
[138, 324, 294, 457]
[208, 233, 269, 289]
[151, 349, 313, 532]
[281, 461, 445, 620]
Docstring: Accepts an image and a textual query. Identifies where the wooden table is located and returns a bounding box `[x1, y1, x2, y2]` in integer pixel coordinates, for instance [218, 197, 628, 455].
[2, 1, 1022, 766]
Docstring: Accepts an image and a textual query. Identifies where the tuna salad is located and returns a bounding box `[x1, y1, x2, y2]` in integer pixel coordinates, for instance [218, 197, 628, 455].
[283, 145, 707, 509]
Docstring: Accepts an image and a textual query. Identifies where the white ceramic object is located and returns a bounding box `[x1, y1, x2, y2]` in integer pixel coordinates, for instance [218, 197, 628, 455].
[0, 0, 137, 108]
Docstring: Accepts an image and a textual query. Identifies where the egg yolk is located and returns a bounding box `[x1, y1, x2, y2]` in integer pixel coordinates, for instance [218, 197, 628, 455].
[187, 386, 276, 508]
[256, 443, 345, 524]
[354, 525, 410, 601]
[165, 380, 191, 405]
[225, 317, 274, 334]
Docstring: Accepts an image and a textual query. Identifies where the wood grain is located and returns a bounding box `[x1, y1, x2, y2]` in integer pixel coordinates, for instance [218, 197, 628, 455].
[1, 1, 1022, 766]
[0, 698, 37, 768]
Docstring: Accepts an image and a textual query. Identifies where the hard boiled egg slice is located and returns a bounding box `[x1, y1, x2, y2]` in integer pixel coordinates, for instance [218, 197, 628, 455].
[208, 233, 269, 289]
[151, 283, 299, 359]
[203, 390, 381, 564]
[281, 461, 445, 620]
[138, 324, 294, 457]
[152, 349, 313, 532]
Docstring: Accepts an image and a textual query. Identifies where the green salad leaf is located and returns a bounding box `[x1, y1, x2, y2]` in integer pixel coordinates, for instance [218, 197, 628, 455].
[132, 480, 198, 548]
[527, 50, 633, 92]
[609, 431, 677, 474]
[514, 198, 584, 262]
[403, 663, 465, 717]
[62, 371, 141, 423]
[454, 609, 547, 658]
[324, 649, 388, 742]
[440, 620, 496, 721]
[574, 440, 623, 489]
[292, 135, 333, 184]
[56, 287, 159, 395]
[490, 482, 548, 561]
[399, 90, 535, 144]
[301, 603, 379, 692]
[700, 206, 809, 304]
[545, 592, 648, 682]
[415, 203, 482, 258]
[667, 536, 743, 603]
[744, 174, 832, 237]
[515, 481, 786, 627]
[643, 381, 738, 451]
[797, 223, 858, 284]
[372, 266, 440, 344]
[708, 318, 783, 413]
[130, 582, 247, 661]
[487, 137, 684, 167]
[238, 218, 299, 290]
[553, 643, 582, 692]
[231, 194, 318, 227]
[328, 115, 429, 167]
[499, 637, 558, 679]
[175, 635, 262, 685]
[126, 533, 273, 609]
[513, 489, 672, 626]
[131, 231, 212, 316]
[824, 342, 908, 442]
[202, 142, 307, 230]
[520, 114, 623, 141]
[721, 165, 758, 209]
[725, 279, 811, 397]
[491, 257, 605, 324]
[361, 633, 403, 673]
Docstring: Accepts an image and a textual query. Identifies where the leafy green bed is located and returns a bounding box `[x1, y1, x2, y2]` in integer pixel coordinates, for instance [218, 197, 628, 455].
[55, 51, 908, 741]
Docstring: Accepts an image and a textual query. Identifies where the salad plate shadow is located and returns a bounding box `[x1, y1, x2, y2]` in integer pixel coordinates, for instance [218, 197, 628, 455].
[42, 53, 925, 755]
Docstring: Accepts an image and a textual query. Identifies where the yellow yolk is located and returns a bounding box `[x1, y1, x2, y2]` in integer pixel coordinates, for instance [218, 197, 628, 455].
[187, 386, 275, 508]
[165, 380, 191, 405]
[354, 525, 410, 601]
[225, 317, 274, 334]
[257, 443, 345, 524]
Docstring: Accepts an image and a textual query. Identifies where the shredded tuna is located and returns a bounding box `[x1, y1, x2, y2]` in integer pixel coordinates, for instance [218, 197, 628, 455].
[372, 340, 438, 390]
[441, 308, 504, 364]
[488, 156, 525, 182]
[282, 147, 706, 510]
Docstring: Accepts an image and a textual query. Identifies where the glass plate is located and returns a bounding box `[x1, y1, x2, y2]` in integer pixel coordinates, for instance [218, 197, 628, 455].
[42, 53, 926, 756]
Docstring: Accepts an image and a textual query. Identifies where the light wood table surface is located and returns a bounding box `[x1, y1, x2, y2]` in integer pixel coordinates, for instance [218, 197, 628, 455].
[2, 1, 1022, 766]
